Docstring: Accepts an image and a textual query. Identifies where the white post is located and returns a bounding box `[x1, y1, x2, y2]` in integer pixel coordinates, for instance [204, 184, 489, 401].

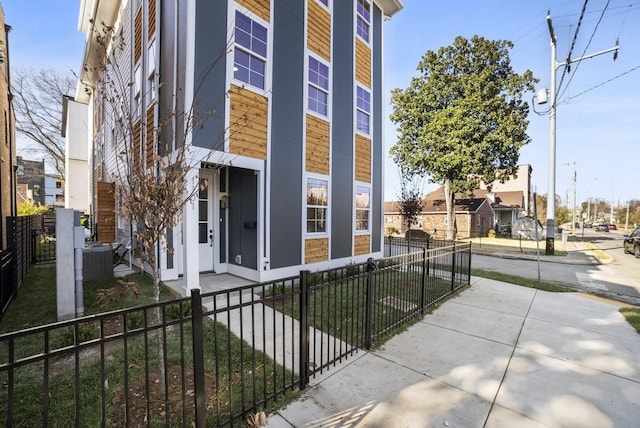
[73, 226, 85, 316]
[56, 209, 76, 320]
[545, 11, 557, 255]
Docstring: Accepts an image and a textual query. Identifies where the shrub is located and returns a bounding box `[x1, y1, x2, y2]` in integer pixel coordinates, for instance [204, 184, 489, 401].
[405, 229, 430, 240]
[487, 228, 496, 238]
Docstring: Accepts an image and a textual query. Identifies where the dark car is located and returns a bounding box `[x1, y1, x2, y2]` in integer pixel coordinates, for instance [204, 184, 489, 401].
[594, 224, 609, 232]
[623, 227, 640, 258]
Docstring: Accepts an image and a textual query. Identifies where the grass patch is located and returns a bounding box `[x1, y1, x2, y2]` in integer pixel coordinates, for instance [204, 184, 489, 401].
[1, 265, 299, 426]
[471, 268, 572, 292]
[620, 307, 640, 334]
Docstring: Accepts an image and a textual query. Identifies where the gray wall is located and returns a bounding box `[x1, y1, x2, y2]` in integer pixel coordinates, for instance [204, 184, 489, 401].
[228, 168, 258, 270]
[192, 0, 228, 150]
[330, 0, 355, 259]
[269, 0, 305, 269]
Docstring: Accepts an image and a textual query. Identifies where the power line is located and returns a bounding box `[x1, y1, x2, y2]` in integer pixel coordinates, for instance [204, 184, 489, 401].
[555, 0, 589, 104]
[563, 64, 640, 102]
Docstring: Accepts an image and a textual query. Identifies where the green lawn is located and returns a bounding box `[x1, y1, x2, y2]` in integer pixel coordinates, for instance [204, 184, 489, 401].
[471, 268, 572, 292]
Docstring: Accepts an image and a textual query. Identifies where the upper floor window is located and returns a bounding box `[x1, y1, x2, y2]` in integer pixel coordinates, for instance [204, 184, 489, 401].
[356, 86, 370, 135]
[316, 0, 329, 6]
[356, 0, 370, 42]
[234, 11, 268, 90]
[308, 56, 329, 116]
[307, 177, 328, 233]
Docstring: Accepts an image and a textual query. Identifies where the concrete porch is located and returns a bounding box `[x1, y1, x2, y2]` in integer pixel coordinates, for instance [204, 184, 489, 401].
[162, 273, 257, 297]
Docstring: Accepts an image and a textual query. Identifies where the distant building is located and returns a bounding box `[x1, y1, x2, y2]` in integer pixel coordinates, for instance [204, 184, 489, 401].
[62, 94, 89, 213]
[0, 1, 16, 250]
[16, 156, 46, 206]
[44, 175, 64, 208]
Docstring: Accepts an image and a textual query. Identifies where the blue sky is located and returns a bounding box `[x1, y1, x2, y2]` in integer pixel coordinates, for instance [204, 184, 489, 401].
[3, 0, 638, 206]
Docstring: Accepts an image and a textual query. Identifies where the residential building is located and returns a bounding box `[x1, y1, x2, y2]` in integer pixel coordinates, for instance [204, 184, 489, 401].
[16, 156, 45, 206]
[44, 175, 64, 208]
[72, 0, 403, 288]
[0, 2, 15, 250]
[384, 164, 533, 238]
[62, 94, 90, 213]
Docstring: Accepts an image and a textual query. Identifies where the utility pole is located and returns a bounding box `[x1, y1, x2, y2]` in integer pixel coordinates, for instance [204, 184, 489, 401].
[542, 11, 619, 255]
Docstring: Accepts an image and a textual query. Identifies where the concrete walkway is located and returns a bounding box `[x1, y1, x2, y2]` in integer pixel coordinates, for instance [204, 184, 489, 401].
[267, 277, 640, 427]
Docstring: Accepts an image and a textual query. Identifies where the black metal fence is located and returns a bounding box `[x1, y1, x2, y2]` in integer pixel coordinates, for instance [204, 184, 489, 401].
[0, 243, 471, 427]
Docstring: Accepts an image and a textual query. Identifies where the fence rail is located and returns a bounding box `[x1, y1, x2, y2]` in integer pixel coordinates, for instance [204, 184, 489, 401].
[0, 242, 471, 427]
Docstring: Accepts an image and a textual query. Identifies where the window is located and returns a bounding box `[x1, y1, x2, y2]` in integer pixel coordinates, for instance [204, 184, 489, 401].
[307, 178, 328, 233]
[234, 11, 267, 89]
[55, 181, 62, 189]
[355, 185, 370, 231]
[308, 56, 329, 116]
[356, 86, 370, 134]
[317, 0, 328, 6]
[356, 0, 370, 42]
[133, 64, 142, 116]
[147, 40, 157, 104]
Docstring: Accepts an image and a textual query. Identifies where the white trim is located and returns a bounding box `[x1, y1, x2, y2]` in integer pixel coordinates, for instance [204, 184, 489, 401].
[354, 182, 371, 234]
[306, 52, 332, 119]
[304, 174, 331, 238]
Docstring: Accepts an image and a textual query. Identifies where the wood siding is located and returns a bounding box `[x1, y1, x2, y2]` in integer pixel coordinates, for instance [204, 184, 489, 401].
[145, 106, 154, 167]
[305, 114, 330, 175]
[307, 0, 331, 61]
[148, 0, 156, 39]
[355, 135, 371, 183]
[229, 85, 268, 160]
[355, 38, 371, 88]
[237, 0, 270, 22]
[134, 7, 142, 63]
[133, 120, 142, 169]
[305, 237, 329, 264]
[96, 182, 115, 243]
[354, 234, 370, 256]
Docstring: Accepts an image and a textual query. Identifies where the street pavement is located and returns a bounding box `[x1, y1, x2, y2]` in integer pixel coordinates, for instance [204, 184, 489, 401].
[266, 277, 640, 427]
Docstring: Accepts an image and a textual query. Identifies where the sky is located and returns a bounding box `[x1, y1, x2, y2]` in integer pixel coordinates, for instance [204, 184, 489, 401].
[3, 0, 639, 207]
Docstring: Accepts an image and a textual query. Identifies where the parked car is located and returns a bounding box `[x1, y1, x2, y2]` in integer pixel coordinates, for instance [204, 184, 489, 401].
[583, 221, 592, 228]
[608, 224, 617, 230]
[623, 227, 640, 257]
[594, 224, 609, 232]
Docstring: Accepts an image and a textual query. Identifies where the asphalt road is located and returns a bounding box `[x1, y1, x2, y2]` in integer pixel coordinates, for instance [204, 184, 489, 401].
[471, 227, 640, 304]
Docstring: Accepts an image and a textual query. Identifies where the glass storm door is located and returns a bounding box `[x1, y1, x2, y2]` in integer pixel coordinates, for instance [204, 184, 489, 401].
[198, 174, 215, 272]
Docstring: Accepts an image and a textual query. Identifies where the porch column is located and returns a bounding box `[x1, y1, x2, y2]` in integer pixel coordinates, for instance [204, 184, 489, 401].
[183, 167, 200, 291]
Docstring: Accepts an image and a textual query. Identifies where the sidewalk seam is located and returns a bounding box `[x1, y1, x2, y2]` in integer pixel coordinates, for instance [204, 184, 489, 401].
[483, 289, 538, 428]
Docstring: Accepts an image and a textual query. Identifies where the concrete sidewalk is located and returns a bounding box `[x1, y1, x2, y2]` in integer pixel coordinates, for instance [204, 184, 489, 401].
[267, 277, 640, 427]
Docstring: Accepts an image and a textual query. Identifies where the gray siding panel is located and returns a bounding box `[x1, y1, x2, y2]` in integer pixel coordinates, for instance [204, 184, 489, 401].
[229, 168, 258, 270]
[372, 6, 382, 252]
[193, 0, 227, 150]
[331, 0, 354, 259]
[269, 0, 305, 269]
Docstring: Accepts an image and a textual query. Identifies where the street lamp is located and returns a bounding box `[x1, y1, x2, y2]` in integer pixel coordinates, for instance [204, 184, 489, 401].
[540, 10, 619, 255]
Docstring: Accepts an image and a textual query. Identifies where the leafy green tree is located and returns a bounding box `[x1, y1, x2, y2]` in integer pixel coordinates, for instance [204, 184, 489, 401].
[390, 36, 537, 239]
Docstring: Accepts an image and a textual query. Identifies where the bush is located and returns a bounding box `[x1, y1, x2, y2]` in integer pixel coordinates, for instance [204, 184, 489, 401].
[405, 229, 430, 240]
[487, 228, 496, 238]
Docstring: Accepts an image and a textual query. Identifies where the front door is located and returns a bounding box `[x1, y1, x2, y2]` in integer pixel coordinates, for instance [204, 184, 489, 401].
[198, 173, 215, 272]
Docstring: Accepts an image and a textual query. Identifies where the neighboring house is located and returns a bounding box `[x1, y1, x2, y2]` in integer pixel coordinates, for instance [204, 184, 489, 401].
[0, 1, 16, 250]
[72, 0, 404, 287]
[16, 156, 46, 206]
[44, 175, 64, 208]
[62, 94, 90, 213]
[384, 164, 533, 238]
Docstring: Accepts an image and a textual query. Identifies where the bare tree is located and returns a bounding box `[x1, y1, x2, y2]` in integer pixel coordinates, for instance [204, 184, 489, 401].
[87, 19, 264, 395]
[398, 169, 424, 237]
[12, 68, 76, 178]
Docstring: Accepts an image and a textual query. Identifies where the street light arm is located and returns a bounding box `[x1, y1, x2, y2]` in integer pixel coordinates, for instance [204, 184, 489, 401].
[558, 45, 620, 69]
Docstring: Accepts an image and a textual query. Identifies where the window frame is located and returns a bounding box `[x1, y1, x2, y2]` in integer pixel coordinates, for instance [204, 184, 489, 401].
[307, 54, 330, 117]
[306, 176, 330, 235]
[232, 10, 268, 90]
[355, 184, 371, 233]
[356, 0, 371, 43]
[356, 85, 370, 135]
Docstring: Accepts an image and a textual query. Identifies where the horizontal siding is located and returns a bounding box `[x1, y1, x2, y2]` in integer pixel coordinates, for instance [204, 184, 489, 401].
[355, 38, 371, 88]
[134, 7, 142, 63]
[355, 134, 371, 183]
[229, 85, 268, 160]
[305, 114, 330, 175]
[307, 0, 331, 61]
[305, 237, 329, 264]
[354, 234, 370, 256]
[237, 0, 270, 22]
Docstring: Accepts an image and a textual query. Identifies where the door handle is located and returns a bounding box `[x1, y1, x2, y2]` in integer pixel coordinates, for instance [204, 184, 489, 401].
[209, 229, 213, 247]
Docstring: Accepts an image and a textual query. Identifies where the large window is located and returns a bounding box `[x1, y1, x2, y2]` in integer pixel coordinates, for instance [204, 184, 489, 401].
[234, 11, 268, 89]
[356, 0, 370, 42]
[356, 86, 370, 134]
[308, 56, 329, 116]
[355, 185, 370, 231]
[307, 178, 328, 233]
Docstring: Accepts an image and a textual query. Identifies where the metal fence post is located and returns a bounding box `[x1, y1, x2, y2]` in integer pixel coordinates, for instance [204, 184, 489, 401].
[299, 270, 310, 389]
[190, 289, 206, 428]
[450, 241, 456, 292]
[364, 258, 375, 350]
[467, 243, 472, 285]
[420, 248, 426, 314]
